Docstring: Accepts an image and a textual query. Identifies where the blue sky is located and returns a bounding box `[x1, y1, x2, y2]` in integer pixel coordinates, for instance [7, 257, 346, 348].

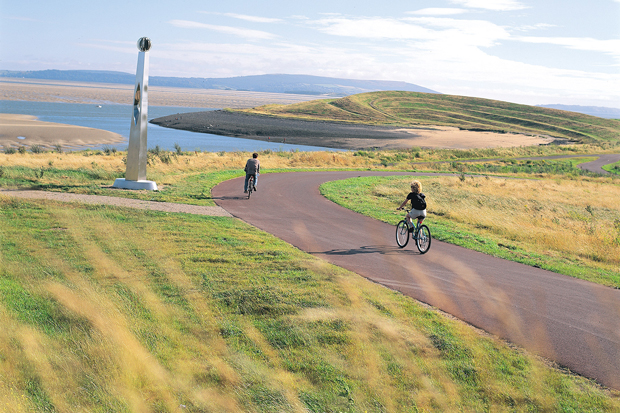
[2, 0, 619, 107]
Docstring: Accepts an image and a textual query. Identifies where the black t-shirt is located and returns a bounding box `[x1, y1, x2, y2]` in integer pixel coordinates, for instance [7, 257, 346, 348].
[406, 192, 426, 210]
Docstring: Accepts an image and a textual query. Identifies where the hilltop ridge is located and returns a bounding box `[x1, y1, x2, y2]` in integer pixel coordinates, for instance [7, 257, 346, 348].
[236, 91, 620, 144]
[0, 70, 438, 97]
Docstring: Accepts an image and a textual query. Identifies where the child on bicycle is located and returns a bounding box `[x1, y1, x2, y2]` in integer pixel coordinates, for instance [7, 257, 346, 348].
[397, 179, 427, 231]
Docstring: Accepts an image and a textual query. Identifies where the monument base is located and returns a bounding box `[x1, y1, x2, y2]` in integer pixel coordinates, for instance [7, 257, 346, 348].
[113, 178, 158, 191]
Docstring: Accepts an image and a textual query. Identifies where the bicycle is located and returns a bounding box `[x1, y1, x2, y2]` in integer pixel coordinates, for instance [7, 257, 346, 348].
[246, 175, 255, 199]
[395, 210, 431, 254]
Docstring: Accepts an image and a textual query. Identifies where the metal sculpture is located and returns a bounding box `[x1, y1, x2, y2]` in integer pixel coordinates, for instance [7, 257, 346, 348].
[113, 37, 157, 190]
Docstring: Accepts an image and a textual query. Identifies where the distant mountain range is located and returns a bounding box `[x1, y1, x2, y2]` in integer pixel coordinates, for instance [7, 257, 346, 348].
[0, 70, 439, 97]
[537, 104, 620, 119]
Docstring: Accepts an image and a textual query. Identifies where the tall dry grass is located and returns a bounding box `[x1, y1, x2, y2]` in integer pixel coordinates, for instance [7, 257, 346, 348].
[363, 175, 620, 281]
[428, 176, 620, 266]
[0, 150, 370, 175]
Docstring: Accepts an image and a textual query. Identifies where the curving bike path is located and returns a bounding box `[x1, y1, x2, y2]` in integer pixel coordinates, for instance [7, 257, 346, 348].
[213, 171, 620, 390]
[579, 154, 620, 174]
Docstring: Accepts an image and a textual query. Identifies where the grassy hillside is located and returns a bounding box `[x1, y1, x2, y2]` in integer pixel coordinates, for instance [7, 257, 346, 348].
[238, 91, 620, 144]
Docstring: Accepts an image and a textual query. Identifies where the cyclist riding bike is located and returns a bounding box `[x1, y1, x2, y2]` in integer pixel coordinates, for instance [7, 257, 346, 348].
[396, 179, 426, 231]
[244, 152, 260, 193]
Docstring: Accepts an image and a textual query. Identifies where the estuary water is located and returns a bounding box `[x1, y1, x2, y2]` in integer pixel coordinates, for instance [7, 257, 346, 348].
[1, 100, 341, 152]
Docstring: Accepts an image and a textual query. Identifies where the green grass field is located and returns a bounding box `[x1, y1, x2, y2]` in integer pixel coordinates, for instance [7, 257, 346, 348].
[238, 91, 620, 144]
[2, 194, 619, 412]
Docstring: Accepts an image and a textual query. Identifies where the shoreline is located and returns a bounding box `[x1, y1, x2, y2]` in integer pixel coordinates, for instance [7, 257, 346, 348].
[2, 78, 561, 151]
[151, 110, 560, 151]
[0, 114, 125, 150]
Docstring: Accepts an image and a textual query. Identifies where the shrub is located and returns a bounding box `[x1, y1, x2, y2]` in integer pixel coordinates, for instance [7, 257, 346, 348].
[149, 145, 162, 156]
[174, 143, 182, 155]
[3, 147, 17, 154]
[54, 144, 62, 154]
[102, 145, 117, 155]
[18, 146, 27, 154]
[30, 144, 43, 154]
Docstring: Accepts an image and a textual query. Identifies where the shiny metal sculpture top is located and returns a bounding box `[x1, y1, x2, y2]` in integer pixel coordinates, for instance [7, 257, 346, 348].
[137, 37, 151, 52]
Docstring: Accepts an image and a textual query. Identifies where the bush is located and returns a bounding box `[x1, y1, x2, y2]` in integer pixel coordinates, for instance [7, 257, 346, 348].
[18, 146, 27, 154]
[102, 146, 117, 155]
[149, 145, 162, 156]
[174, 143, 182, 155]
[3, 147, 17, 154]
[30, 144, 44, 154]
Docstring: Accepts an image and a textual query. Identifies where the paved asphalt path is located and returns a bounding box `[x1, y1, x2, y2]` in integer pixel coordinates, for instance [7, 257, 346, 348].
[579, 154, 620, 174]
[213, 171, 620, 390]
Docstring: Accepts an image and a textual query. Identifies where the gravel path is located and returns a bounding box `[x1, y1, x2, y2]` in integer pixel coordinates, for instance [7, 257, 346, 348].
[0, 189, 232, 217]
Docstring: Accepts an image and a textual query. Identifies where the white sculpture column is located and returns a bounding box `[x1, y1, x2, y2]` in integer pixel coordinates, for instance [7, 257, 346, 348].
[113, 37, 158, 191]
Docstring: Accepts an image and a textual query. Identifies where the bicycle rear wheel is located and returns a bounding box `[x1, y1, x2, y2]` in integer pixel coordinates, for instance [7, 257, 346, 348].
[416, 225, 431, 254]
[247, 176, 254, 199]
[396, 220, 409, 248]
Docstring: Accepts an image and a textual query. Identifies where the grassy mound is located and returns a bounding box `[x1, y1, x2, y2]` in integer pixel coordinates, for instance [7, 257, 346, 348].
[239, 91, 620, 144]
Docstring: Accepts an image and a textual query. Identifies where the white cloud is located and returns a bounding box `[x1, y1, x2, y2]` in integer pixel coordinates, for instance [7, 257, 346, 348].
[408, 8, 468, 16]
[313, 16, 509, 49]
[449, 0, 527, 11]
[512, 23, 556, 33]
[313, 17, 434, 40]
[169, 20, 276, 40]
[517, 36, 620, 61]
[203, 12, 282, 23]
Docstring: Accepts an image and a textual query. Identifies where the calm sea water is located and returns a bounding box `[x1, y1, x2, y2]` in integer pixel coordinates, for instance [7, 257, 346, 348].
[1, 100, 341, 152]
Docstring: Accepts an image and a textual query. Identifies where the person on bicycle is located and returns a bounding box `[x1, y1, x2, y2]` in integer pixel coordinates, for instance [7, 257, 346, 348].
[397, 180, 427, 231]
[244, 152, 260, 193]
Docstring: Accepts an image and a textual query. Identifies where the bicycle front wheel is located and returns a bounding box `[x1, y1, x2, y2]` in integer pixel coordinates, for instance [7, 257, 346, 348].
[396, 220, 409, 248]
[416, 225, 431, 254]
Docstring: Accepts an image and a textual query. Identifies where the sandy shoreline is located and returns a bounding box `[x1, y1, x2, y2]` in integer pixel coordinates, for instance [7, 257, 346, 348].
[1, 78, 558, 150]
[152, 110, 558, 150]
[0, 114, 125, 150]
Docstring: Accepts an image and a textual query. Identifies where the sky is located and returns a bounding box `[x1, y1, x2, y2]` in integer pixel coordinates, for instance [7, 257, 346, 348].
[1, 0, 619, 108]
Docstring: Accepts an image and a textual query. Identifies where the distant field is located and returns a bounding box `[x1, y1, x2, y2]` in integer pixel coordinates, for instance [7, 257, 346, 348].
[238, 91, 620, 144]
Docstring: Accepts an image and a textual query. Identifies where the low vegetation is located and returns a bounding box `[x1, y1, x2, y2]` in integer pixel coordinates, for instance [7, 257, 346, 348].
[237, 91, 620, 144]
[1, 147, 620, 411]
[2, 192, 619, 412]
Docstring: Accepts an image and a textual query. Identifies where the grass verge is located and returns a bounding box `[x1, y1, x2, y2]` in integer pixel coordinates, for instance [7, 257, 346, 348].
[1, 196, 619, 411]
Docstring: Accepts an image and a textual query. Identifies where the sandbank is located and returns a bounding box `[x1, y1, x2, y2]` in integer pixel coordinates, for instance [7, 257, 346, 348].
[0, 114, 125, 150]
[152, 110, 558, 151]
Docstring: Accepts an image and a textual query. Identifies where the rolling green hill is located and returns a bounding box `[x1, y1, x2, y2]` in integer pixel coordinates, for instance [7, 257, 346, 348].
[239, 91, 620, 144]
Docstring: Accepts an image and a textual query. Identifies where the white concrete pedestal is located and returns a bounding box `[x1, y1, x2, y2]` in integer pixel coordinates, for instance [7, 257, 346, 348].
[113, 178, 158, 191]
